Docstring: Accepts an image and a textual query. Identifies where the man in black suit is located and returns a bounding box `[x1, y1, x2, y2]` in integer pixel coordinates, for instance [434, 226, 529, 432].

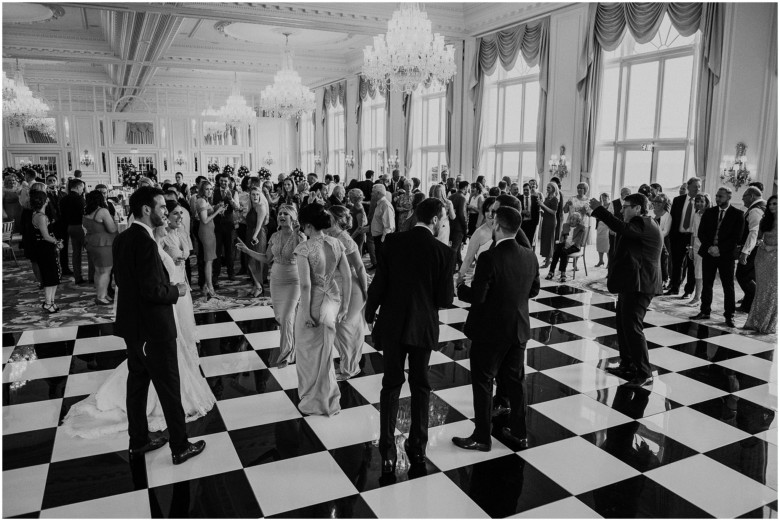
[519, 182, 540, 249]
[590, 193, 663, 388]
[608, 187, 630, 262]
[691, 186, 745, 327]
[666, 177, 701, 298]
[358, 170, 375, 202]
[212, 173, 239, 281]
[452, 207, 539, 452]
[113, 186, 205, 465]
[449, 181, 469, 269]
[365, 198, 455, 473]
[491, 194, 532, 249]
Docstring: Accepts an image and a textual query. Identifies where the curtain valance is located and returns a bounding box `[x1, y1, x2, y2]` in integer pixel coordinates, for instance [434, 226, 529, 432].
[358, 77, 382, 102]
[323, 80, 347, 108]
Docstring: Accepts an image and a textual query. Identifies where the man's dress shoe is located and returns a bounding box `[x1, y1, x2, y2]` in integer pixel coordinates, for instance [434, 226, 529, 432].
[403, 439, 425, 464]
[452, 436, 491, 452]
[724, 317, 736, 328]
[690, 312, 710, 320]
[129, 437, 168, 457]
[606, 365, 635, 379]
[622, 376, 654, 388]
[172, 440, 206, 465]
[500, 427, 528, 450]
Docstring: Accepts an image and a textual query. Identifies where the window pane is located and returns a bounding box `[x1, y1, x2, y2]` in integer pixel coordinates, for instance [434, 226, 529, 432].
[502, 84, 522, 143]
[522, 82, 539, 143]
[655, 149, 686, 192]
[520, 151, 536, 184]
[625, 61, 659, 139]
[501, 151, 520, 179]
[593, 148, 616, 198]
[623, 150, 652, 192]
[599, 67, 620, 141]
[427, 99, 440, 144]
[484, 150, 496, 186]
[485, 86, 498, 146]
[659, 55, 693, 138]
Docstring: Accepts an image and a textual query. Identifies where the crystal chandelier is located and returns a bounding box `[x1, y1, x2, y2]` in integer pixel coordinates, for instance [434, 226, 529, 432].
[24, 116, 56, 136]
[363, 3, 456, 94]
[3, 60, 49, 127]
[201, 97, 226, 136]
[260, 33, 316, 119]
[217, 73, 256, 128]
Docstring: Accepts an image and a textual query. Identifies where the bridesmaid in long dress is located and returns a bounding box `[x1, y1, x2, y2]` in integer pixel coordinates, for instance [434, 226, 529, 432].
[326, 205, 369, 381]
[237, 204, 306, 367]
[744, 195, 778, 334]
[539, 182, 560, 268]
[294, 203, 351, 416]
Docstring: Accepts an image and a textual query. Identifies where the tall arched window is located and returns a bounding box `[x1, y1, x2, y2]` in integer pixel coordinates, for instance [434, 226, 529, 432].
[360, 91, 385, 174]
[327, 100, 345, 176]
[299, 111, 315, 172]
[410, 82, 446, 194]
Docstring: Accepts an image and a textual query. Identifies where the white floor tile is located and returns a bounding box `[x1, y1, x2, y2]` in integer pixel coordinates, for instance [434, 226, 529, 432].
[452, 297, 471, 308]
[556, 320, 617, 340]
[639, 407, 750, 453]
[652, 372, 728, 406]
[560, 305, 615, 321]
[534, 289, 560, 299]
[438, 307, 470, 324]
[520, 436, 639, 495]
[734, 383, 778, 411]
[425, 419, 512, 471]
[529, 317, 550, 329]
[434, 385, 476, 419]
[51, 427, 129, 463]
[244, 452, 358, 516]
[642, 327, 699, 346]
[405, 350, 452, 368]
[145, 431, 242, 488]
[2, 356, 72, 383]
[199, 351, 267, 377]
[40, 489, 151, 518]
[304, 404, 381, 449]
[456, 359, 471, 371]
[17, 326, 79, 346]
[755, 428, 778, 446]
[227, 305, 276, 322]
[267, 364, 299, 390]
[531, 394, 631, 435]
[2, 464, 49, 517]
[642, 310, 690, 326]
[217, 391, 301, 430]
[704, 334, 775, 355]
[362, 472, 488, 518]
[646, 454, 776, 517]
[2, 345, 14, 364]
[3, 399, 62, 435]
[347, 373, 409, 404]
[438, 324, 467, 342]
[72, 336, 127, 355]
[548, 339, 620, 363]
[511, 496, 602, 519]
[528, 301, 555, 313]
[526, 339, 545, 349]
[541, 363, 624, 393]
[195, 322, 243, 340]
[244, 330, 281, 350]
[717, 355, 777, 382]
[361, 342, 377, 354]
[562, 292, 616, 305]
[649, 347, 711, 372]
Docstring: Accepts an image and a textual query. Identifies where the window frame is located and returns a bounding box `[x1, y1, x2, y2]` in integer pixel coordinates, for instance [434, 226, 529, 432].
[411, 83, 447, 194]
[361, 92, 386, 175]
[326, 101, 346, 177]
[299, 111, 315, 172]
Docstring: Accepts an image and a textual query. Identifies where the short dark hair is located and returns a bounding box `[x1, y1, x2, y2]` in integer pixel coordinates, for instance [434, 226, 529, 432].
[324, 174, 333, 182]
[496, 194, 521, 212]
[749, 181, 765, 192]
[411, 177, 420, 188]
[73, 169, 82, 178]
[498, 181, 507, 190]
[45, 174, 57, 181]
[165, 199, 180, 214]
[298, 202, 331, 230]
[365, 170, 374, 180]
[311, 182, 325, 193]
[522, 182, 530, 189]
[333, 175, 340, 184]
[30, 190, 48, 211]
[458, 181, 470, 191]
[416, 198, 445, 225]
[650, 182, 663, 193]
[68, 178, 84, 191]
[488, 187, 500, 196]
[494, 206, 522, 234]
[624, 193, 649, 215]
[411, 192, 426, 209]
[129, 186, 165, 218]
[195, 175, 207, 185]
[550, 176, 561, 188]
[392, 169, 400, 177]
[175, 171, 183, 177]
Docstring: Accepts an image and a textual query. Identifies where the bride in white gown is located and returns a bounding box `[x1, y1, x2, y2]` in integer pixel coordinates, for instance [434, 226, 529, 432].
[62, 201, 216, 439]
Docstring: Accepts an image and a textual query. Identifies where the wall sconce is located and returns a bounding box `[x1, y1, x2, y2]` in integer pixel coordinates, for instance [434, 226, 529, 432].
[720, 142, 752, 191]
[548, 145, 568, 179]
[345, 150, 355, 169]
[175, 150, 186, 167]
[388, 148, 400, 169]
[80, 149, 94, 167]
[264, 151, 274, 166]
[313, 150, 322, 167]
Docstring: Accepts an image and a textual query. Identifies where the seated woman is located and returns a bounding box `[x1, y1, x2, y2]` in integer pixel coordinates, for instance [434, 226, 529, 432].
[546, 212, 586, 282]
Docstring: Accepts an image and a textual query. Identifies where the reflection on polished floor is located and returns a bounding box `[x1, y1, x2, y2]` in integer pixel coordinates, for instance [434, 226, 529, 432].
[2, 277, 777, 518]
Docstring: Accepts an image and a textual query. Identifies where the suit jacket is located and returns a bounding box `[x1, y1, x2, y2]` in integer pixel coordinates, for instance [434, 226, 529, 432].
[610, 198, 624, 220]
[365, 226, 455, 348]
[592, 206, 663, 295]
[112, 223, 179, 343]
[520, 194, 540, 228]
[457, 239, 540, 344]
[357, 180, 374, 201]
[449, 192, 468, 234]
[697, 205, 745, 260]
[212, 187, 237, 226]
[669, 193, 695, 238]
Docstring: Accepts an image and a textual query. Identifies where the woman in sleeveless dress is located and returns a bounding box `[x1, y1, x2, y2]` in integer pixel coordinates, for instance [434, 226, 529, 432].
[744, 195, 778, 334]
[294, 203, 351, 416]
[245, 185, 269, 297]
[195, 180, 226, 299]
[539, 182, 560, 268]
[238, 204, 306, 367]
[83, 190, 118, 305]
[326, 206, 369, 381]
[30, 191, 62, 313]
[61, 201, 216, 439]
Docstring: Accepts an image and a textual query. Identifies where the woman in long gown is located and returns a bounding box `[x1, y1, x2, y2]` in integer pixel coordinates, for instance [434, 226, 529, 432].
[539, 182, 560, 268]
[237, 204, 306, 367]
[687, 193, 711, 306]
[456, 196, 496, 286]
[245, 185, 268, 298]
[294, 203, 351, 416]
[62, 201, 216, 438]
[744, 195, 778, 334]
[326, 205, 369, 381]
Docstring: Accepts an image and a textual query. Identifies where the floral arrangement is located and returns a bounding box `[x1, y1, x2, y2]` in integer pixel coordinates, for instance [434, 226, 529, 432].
[289, 168, 305, 184]
[119, 158, 140, 188]
[222, 164, 234, 177]
[30, 164, 45, 178]
[207, 163, 220, 174]
[257, 167, 272, 181]
[720, 168, 752, 192]
[264, 152, 274, 166]
[237, 165, 250, 178]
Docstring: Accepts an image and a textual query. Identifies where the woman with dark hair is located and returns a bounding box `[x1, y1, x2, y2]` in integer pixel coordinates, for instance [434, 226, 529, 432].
[326, 205, 369, 380]
[393, 178, 413, 229]
[30, 190, 62, 312]
[457, 196, 496, 285]
[744, 194, 777, 333]
[539, 182, 560, 268]
[277, 177, 300, 210]
[245, 185, 268, 297]
[3, 174, 22, 233]
[195, 180, 225, 299]
[293, 203, 351, 415]
[83, 190, 118, 305]
[687, 193, 711, 306]
[467, 182, 484, 235]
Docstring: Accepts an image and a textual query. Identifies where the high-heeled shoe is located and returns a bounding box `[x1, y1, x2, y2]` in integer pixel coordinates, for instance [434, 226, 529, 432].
[250, 287, 264, 298]
[545, 272, 554, 280]
[42, 302, 59, 314]
[94, 297, 112, 306]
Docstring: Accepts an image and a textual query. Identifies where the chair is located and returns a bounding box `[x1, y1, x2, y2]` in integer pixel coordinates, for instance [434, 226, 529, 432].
[2, 220, 18, 266]
[569, 226, 590, 278]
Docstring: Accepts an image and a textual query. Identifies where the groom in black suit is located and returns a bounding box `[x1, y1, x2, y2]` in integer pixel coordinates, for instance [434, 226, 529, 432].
[113, 186, 205, 465]
[365, 198, 455, 473]
[453, 207, 539, 452]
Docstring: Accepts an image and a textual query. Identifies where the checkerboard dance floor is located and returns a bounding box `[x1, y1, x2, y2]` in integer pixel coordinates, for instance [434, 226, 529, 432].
[3, 278, 777, 518]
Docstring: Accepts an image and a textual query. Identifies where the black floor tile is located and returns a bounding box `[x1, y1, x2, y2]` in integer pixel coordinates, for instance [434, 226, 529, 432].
[185, 406, 227, 437]
[254, 347, 285, 367]
[2, 427, 57, 471]
[148, 469, 263, 518]
[524, 371, 578, 405]
[198, 335, 253, 357]
[523, 406, 577, 448]
[8, 341, 75, 360]
[427, 361, 472, 391]
[383, 392, 468, 434]
[529, 325, 585, 346]
[592, 301, 618, 312]
[436, 339, 471, 361]
[753, 350, 775, 362]
[336, 380, 371, 409]
[577, 475, 713, 518]
[530, 309, 585, 326]
[207, 369, 282, 401]
[269, 494, 376, 518]
[584, 385, 682, 419]
[532, 296, 583, 309]
[666, 340, 745, 363]
[689, 396, 776, 435]
[42, 451, 148, 510]
[354, 352, 385, 377]
[69, 350, 127, 374]
[230, 418, 325, 468]
[662, 321, 730, 339]
[3, 331, 22, 347]
[678, 365, 767, 393]
[592, 333, 663, 352]
[705, 438, 777, 488]
[3, 376, 68, 406]
[526, 346, 581, 371]
[235, 317, 279, 334]
[444, 454, 571, 517]
[75, 323, 115, 339]
[738, 499, 778, 518]
[546, 285, 586, 295]
[58, 394, 89, 423]
[193, 310, 233, 325]
[7, 512, 40, 519]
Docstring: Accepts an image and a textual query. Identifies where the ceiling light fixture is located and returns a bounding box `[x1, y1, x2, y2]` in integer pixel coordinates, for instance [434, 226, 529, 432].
[217, 72, 256, 128]
[3, 59, 49, 127]
[260, 33, 316, 119]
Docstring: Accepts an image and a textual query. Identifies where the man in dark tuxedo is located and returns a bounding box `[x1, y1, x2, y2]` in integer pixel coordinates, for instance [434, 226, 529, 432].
[172, 171, 188, 197]
[449, 181, 469, 269]
[736, 186, 766, 313]
[667, 177, 701, 298]
[519, 183, 540, 249]
[452, 207, 539, 452]
[113, 186, 205, 465]
[358, 170, 375, 201]
[212, 174, 239, 281]
[365, 198, 455, 473]
[590, 193, 663, 388]
[691, 186, 745, 327]
[387, 169, 402, 193]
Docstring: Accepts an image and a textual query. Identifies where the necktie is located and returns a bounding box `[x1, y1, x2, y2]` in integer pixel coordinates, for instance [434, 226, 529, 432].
[714, 209, 724, 246]
[682, 198, 693, 229]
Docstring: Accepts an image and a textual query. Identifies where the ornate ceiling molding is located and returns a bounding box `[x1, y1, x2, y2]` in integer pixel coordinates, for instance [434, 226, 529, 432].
[4, 3, 65, 25]
[465, 2, 573, 36]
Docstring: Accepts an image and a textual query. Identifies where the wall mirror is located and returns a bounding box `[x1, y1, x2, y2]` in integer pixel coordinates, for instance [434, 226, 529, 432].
[111, 119, 155, 146]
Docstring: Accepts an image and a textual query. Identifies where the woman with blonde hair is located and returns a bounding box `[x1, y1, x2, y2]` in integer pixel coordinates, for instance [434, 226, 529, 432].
[245, 185, 268, 298]
[430, 183, 455, 245]
[546, 212, 586, 282]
